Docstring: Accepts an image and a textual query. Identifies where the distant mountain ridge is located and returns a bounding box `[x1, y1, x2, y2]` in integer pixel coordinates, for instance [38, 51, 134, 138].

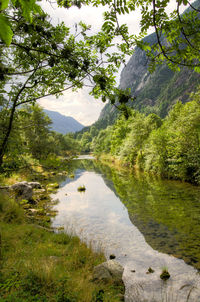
[44, 109, 84, 134]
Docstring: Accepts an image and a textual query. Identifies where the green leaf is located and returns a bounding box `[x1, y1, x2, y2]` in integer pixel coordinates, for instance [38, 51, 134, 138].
[116, 8, 121, 14]
[18, 0, 42, 21]
[194, 66, 200, 73]
[102, 96, 106, 102]
[121, 7, 125, 14]
[93, 75, 100, 83]
[124, 6, 129, 14]
[0, 0, 9, 10]
[0, 15, 13, 46]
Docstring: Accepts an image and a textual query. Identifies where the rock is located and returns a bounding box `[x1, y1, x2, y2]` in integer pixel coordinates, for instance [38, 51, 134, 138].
[47, 183, 59, 189]
[93, 260, 124, 285]
[29, 209, 38, 213]
[49, 256, 60, 262]
[10, 181, 42, 201]
[0, 185, 9, 190]
[33, 189, 46, 194]
[28, 182, 42, 189]
[11, 181, 33, 201]
[146, 267, 155, 274]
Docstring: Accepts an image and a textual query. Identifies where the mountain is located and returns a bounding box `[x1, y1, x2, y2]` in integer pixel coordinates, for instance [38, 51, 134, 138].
[99, 1, 200, 122]
[118, 32, 200, 118]
[44, 109, 84, 134]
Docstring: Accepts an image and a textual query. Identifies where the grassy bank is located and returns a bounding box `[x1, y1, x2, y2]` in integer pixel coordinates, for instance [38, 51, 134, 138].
[96, 154, 134, 174]
[0, 167, 124, 302]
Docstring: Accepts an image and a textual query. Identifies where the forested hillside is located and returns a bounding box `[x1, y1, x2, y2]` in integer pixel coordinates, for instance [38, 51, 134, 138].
[0, 104, 80, 171]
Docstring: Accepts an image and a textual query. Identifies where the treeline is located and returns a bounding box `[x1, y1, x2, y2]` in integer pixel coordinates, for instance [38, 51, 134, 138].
[0, 104, 79, 171]
[76, 92, 200, 184]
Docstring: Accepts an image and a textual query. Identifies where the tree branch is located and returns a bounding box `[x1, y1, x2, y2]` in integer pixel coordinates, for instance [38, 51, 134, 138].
[177, 2, 200, 52]
[152, 0, 200, 67]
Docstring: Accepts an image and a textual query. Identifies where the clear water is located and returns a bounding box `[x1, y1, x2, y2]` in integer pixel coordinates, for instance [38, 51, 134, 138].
[51, 158, 200, 302]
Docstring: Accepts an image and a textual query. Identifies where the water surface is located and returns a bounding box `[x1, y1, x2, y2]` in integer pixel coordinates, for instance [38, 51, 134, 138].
[52, 158, 200, 302]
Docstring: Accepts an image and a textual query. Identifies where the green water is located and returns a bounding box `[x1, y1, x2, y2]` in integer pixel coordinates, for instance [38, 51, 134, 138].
[65, 158, 200, 271]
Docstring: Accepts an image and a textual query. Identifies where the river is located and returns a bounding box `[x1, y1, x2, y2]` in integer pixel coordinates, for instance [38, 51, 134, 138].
[51, 156, 200, 302]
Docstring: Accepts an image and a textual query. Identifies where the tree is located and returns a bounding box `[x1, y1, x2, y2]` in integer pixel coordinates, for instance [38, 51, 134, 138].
[0, 7, 119, 168]
[21, 105, 53, 159]
[1, 0, 200, 168]
[87, 0, 200, 70]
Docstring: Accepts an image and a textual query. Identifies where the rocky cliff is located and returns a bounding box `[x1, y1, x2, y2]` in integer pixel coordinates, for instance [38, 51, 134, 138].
[119, 32, 200, 117]
[99, 3, 200, 122]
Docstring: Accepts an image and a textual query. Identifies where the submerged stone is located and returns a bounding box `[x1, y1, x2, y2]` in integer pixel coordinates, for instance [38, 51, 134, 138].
[93, 260, 124, 285]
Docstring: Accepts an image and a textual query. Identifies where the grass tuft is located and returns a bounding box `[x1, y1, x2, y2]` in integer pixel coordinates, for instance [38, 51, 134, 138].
[77, 185, 86, 192]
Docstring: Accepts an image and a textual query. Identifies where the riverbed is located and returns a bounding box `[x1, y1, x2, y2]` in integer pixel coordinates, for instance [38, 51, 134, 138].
[51, 156, 200, 302]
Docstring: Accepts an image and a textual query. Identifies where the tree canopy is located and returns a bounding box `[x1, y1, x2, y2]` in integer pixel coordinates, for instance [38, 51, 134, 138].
[1, 0, 200, 69]
[0, 0, 200, 167]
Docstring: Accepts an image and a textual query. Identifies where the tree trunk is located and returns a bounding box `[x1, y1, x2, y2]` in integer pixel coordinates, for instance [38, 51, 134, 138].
[0, 100, 17, 169]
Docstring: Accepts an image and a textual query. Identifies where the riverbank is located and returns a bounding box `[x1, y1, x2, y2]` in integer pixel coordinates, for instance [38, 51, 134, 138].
[50, 154, 200, 302]
[96, 153, 200, 185]
[95, 154, 200, 271]
[95, 153, 141, 175]
[0, 163, 124, 302]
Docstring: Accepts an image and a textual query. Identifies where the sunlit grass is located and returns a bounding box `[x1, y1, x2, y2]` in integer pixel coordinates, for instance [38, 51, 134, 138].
[0, 194, 123, 302]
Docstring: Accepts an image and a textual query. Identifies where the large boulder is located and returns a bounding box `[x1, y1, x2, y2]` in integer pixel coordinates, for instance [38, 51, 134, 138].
[11, 181, 33, 200]
[93, 260, 124, 285]
[11, 181, 42, 201]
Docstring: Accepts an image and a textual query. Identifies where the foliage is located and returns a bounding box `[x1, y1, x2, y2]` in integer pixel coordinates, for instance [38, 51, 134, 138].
[20, 105, 53, 159]
[92, 0, 200, 69]
[1, 0, 200, 70]
[0, 0, 42, 46]
[81, 90, 200, 184]
[0, 194, 24, 223]
[1, 5, 127, 167]
[0, 103, 81, 173]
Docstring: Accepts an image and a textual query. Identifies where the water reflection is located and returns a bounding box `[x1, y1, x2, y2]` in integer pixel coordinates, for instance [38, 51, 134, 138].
[51, 159, 200, 302]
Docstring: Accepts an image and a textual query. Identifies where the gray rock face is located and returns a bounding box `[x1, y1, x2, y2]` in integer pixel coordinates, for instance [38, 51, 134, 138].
[98, 29, 200, 123]
[93, 260, 124, 285]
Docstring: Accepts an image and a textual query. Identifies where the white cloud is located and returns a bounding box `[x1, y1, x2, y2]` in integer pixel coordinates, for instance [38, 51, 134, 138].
[38, 87, 105, 126]
[39, 0, 184, 125]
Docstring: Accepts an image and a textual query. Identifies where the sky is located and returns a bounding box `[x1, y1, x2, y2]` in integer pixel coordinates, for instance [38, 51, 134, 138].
[39, 0, 183, 126]
[38, 1, 142, 126]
